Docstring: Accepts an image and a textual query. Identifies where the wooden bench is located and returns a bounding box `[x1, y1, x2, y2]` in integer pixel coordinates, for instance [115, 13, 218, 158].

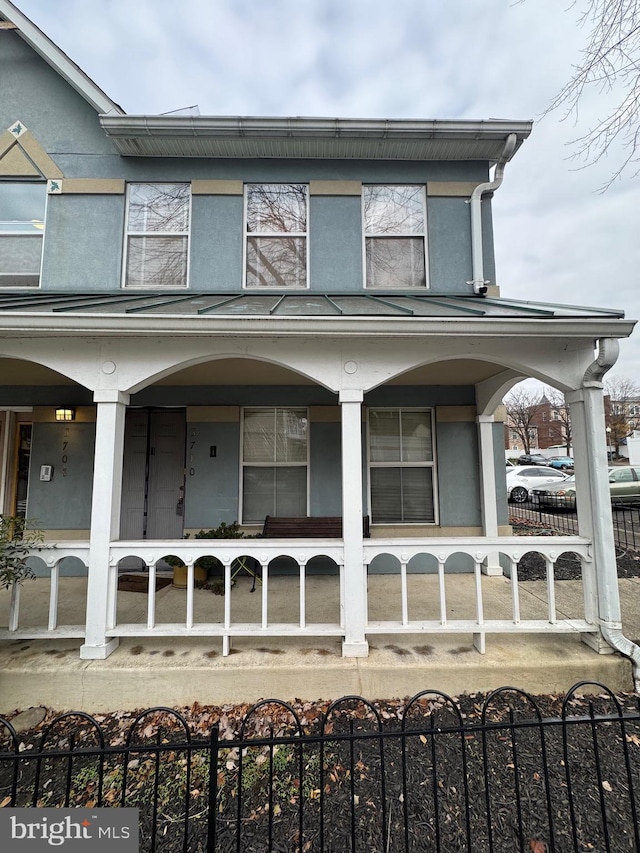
[262, 515, 370, 538]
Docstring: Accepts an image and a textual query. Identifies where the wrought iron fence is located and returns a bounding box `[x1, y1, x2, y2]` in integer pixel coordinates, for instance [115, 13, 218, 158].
[510, 498, 640, 550]
[2, 683, 640, 852]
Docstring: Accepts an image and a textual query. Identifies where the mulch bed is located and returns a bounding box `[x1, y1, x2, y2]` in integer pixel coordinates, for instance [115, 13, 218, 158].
[511, 520, 640, 581]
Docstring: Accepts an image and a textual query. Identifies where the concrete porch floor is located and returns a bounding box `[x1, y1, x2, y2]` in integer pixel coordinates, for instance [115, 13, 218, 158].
[1, 572, 639, 713]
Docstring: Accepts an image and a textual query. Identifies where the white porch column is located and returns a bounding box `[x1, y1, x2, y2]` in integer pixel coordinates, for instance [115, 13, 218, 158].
[80, 391, 129, 660]
[339, 389, 368, 657]
[476, 414, 502, 576]
[566, 385, 621, 651]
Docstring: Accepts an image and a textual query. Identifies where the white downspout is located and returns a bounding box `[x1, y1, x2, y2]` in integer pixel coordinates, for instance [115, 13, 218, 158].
[468, 132, 518, 295]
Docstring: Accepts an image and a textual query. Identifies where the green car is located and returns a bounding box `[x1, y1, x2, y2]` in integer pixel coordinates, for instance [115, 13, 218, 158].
[532, 466, 640, 509]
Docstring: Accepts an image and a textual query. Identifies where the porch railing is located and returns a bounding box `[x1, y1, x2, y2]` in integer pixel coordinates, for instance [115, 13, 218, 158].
[0, 535, 597, 654]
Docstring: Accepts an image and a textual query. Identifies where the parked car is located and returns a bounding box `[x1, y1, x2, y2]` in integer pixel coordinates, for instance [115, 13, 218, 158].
[547, 456, 574, 470]
[506, 465, 570, 503]
[517, 453, 550, 466]
[532, 466, 640, 509]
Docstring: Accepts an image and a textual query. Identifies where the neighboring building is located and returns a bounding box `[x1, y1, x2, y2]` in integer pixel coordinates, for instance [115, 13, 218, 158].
[0, 0, 637, 673]
[505, 395, 570, 453]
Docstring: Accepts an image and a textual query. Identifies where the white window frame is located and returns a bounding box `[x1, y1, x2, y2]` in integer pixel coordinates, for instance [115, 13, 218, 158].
[122, 182, 191, 289]
[366, 407, 438, 525]
[239, 406, 310, 523]
[0, 180, 47, 289]
[362, 184, 428, 290]
[243, 183, 309, 290]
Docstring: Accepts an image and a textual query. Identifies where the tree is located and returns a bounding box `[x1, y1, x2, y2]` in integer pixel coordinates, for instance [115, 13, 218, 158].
[543, 0, 640, 187]
[504, 387, 545, 454]
[543, 387, 572, 454]
[604, 376, 640, 455]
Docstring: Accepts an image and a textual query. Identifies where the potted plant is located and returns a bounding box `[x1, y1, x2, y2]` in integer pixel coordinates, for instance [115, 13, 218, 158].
[0, 515, 44, 590]
[168, 521, 247, 588]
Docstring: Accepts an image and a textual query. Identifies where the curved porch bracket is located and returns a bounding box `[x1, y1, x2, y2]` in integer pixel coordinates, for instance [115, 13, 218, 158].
[583, 338, 620, 387]
[475, 369, 526, 416]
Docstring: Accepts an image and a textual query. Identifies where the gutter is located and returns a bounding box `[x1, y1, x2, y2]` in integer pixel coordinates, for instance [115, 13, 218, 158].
[468, 133, 518, 295]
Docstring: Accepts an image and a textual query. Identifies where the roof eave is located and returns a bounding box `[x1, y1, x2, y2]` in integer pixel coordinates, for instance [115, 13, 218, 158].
[0, 314, 633, 340]
[98, 116, 533, 160]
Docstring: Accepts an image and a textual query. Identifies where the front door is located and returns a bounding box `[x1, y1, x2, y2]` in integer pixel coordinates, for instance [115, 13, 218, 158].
[120, 409, 186, 539]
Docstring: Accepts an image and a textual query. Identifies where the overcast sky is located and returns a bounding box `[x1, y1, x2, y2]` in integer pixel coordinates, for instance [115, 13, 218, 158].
[12, 0, 640, 386]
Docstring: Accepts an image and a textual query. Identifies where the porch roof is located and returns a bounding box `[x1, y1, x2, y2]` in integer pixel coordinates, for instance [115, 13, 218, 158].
[0, 291, 633, 343]
[0, 291, 627, 319]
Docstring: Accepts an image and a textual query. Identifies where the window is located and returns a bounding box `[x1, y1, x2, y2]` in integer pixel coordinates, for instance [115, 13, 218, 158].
[363, 185, 427, 289]
[0, 182, 46, 287]
[245, 184, 307, 288]
[368, 409, 435, 523]
[124, 183, 190, 287]
[241, 408, 308, 522]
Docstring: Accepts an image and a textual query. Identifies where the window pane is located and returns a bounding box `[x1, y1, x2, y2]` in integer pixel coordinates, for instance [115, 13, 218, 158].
[370, 467, 434, 523]
[275, 409, 307, 462]
[364, 186, 424, 235]
[242, 466, 306, 521]
[370, 411, 400, 462]
[275, 467, 307, 516]
[243, 409, 276, 463]
[365, 238, 425, 288]
[125, 236, 188, 287]
[243, 467, 275, 522]
[128, 184, 190, 233]
[401, 468, 434, 522]
[401, 411, 432, 462]
[247, 184, 307, 233]
[0, 235, 42, 273]
[246, 237, 306, 288]
[370, 467, 401, 522]
[0, 182, 46, 232]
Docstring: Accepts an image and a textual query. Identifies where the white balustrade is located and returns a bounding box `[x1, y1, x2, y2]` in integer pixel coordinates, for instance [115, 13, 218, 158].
[0, 536, 598, 655]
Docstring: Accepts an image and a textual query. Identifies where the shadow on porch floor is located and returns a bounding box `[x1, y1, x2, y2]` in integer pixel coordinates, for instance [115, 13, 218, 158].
[1, 573, 638, 713]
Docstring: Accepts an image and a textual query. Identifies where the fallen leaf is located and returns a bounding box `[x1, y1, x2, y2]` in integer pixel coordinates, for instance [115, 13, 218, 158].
[0, 796, 12, 808]
[602, 780, 613, 792]
[529, 842, 547, 853]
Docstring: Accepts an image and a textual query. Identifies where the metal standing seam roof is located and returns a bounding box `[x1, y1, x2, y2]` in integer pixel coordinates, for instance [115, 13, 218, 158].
[0, 291, 626, 319]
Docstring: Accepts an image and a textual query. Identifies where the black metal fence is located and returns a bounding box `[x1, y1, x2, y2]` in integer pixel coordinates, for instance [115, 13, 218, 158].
[510, 499, 640, 551]
[2, 683, 640, 852]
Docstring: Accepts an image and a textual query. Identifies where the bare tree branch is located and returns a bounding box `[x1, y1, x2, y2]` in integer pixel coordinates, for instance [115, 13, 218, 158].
[541, 0, 640, 188]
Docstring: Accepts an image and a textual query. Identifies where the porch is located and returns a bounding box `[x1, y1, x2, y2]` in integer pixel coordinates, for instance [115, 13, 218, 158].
[0, 536, 636, 712]
[2, 531, 637, 707]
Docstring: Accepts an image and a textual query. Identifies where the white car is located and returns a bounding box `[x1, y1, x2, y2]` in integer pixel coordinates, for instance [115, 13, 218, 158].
[506, 465, 570, 503]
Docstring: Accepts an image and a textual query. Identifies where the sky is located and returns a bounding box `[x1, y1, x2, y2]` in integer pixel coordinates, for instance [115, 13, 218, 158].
[10, 0, 640, 387]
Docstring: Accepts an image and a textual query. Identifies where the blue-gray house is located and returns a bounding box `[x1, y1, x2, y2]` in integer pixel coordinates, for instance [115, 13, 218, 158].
[1, 0, 638, 685]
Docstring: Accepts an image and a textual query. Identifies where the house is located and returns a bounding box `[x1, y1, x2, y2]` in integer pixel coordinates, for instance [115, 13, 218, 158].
[1, 0, 639, 689]
[505, 394, 571, 454]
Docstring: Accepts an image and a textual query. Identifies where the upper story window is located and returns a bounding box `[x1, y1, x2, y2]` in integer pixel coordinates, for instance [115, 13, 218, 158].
[368, 408, 436, 524]
[0, 181, 46, 287]
[123, 183, 190, 287]
[245, 184, 308, 288]
[363, 185, 427, 289]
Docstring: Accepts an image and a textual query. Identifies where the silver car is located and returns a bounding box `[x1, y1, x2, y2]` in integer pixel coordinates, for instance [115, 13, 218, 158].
[505, 465, 570, 503]
[532, 466, 640, 509]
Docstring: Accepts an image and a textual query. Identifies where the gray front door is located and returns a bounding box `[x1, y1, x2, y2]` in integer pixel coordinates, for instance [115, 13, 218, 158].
[120, 409, 186, 540]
